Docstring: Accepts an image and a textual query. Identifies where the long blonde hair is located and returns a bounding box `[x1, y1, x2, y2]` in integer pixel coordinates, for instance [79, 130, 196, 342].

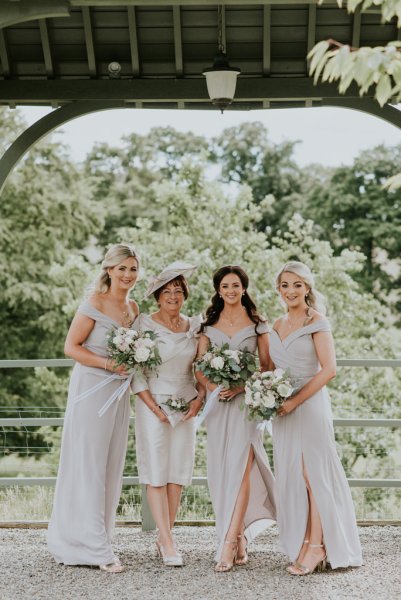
[94, 243, 139, 294]
[275, 261, 326, 316]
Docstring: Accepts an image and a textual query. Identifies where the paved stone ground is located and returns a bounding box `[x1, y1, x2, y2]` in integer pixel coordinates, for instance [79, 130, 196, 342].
[0, 526, 399, 600]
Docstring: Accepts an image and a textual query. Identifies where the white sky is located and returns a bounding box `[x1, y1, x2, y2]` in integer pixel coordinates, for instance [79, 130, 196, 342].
[18, 104, 401, 167]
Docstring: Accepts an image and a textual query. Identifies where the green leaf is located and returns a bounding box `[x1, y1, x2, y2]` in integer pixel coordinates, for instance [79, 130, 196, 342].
[376, 73, 392, 106]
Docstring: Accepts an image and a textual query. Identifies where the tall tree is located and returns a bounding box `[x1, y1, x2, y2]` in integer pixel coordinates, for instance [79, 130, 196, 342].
[0, 121, 103, 451]
[304, 145, 401, 302]
[84, 127, 209, 244]
[212, 122, 306, 235]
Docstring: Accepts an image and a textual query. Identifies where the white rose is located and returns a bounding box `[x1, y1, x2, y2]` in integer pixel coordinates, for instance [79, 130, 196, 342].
[253, 379, 262, 390]
[226, 350, 240, 364]
[125, 329, 137, 339]
[211, 356, 225, 370]
[262, 371, 273, 379]
[261, 391, 276, 408]
[142, 337, 155, 348]
[273, 368, 285, 379]
[117, 327, 127, 335]
[252, 391, 262, 407]
[134, 347, 151, 362]
[118, 340, 130, 352]
[202, 352, 213, 362]
[277, 383, 293, 398]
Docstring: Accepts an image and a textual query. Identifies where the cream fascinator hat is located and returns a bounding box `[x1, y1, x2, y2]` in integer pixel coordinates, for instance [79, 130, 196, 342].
[144, 261, 197, 298]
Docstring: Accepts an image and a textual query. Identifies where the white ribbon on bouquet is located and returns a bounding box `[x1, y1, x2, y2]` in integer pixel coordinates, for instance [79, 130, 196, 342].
[74, 371, 134, 417]
[195, 385, 222, 430]
[256, 420, 273, 436]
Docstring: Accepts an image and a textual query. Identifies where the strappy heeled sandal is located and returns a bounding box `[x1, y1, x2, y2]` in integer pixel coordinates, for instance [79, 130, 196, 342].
[286, 539, 309, 571]
[235, 533, 248, 566]
[215, 539, 238, 573]
[287, 543, 327, 576]
[99, 558, 124, 573]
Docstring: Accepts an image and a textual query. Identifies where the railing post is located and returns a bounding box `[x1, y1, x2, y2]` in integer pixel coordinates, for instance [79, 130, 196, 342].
[141, 484, 156, 531]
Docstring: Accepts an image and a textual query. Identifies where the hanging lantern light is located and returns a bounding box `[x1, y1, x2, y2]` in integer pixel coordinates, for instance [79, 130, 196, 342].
[203, 6, 241, 113]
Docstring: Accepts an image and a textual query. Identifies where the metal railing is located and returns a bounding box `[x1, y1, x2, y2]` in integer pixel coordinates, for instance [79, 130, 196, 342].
[1, 358, 400, 529]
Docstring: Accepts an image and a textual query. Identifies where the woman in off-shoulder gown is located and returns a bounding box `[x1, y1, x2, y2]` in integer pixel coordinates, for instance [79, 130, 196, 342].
[47, 243, 140, 573]
[196, 266, 276, 572]
[271, 261, 362, 575]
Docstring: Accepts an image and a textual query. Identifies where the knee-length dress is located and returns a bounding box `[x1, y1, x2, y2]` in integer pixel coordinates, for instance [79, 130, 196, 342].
[203, 324, 277, 562]
[132, 314, 200, 486]
[47, 301, 133, 566]
[270, 318, 362, 569]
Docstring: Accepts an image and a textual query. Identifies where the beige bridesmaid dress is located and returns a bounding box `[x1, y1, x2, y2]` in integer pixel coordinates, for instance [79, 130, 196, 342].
[203, 323, 276, 562]
[47, 301, 133, 566]
[270, 318, 363, 569]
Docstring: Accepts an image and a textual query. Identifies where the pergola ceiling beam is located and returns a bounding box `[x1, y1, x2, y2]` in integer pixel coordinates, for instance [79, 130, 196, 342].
[263, 5, 271, 75]
[322, 98, 401, 131]
[0, 0, 70, 29]
[173, 6, 183, 77]
[70, 1, 328, 6]
[39, 19, 54, 78]
[307, 4, 316, 69]
[352, 8, 361, 47]
[127, 6, 140, 77]
[82, 6, 97, 77]
[0, 78, 373, 103]
[0, 30, 10, 78]
[0, 100, 127, 195]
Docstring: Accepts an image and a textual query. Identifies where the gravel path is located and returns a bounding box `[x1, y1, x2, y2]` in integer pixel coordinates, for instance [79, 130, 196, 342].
[0, 526, 399, 600]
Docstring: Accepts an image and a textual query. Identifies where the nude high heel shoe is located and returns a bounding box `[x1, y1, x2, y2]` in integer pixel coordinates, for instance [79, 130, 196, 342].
[287, 543, 327, 576]
[99, 558, 125, 573]
[235, 534, 248, 566]
[215, 539, 238, 573]
[156, 539, 184, 567]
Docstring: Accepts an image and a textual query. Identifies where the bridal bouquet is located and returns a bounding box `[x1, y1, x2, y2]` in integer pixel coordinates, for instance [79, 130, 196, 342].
[107, 327, 161, 374]
[196, 343, 257, 401]
[244, 368, 294, 421]
[162, 396, 190, 413]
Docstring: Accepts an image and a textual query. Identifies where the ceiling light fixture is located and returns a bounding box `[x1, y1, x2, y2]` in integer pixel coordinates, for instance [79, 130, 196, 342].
[202, 6, 241, 114]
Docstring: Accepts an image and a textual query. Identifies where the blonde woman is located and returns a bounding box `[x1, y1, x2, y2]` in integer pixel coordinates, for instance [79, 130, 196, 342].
[270, 261, 362, 575]
[47, 243, 139, 573]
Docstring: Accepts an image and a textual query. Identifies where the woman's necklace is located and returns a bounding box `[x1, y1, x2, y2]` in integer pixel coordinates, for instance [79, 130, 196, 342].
[121, 309, 134, 328]
[159, 313, 182, 331]
[220, 308, 246, 327]
[286, 310, 308, 331]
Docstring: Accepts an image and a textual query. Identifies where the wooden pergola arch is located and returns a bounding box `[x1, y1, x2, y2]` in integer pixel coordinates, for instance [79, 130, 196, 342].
[0, 0, 400, 192]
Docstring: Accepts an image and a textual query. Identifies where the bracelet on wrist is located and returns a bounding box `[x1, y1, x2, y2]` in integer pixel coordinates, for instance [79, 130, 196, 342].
[104, 358, 109, 371]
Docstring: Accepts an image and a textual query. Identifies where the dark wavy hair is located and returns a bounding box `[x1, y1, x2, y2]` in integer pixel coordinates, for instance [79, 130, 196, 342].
[200, 265, 265, 334]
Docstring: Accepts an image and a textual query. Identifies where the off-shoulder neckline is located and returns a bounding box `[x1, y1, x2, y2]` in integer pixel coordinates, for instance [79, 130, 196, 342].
[206, 324, 258, 341]
[81, 300, 138, 327]
[272, 318, 328, 344]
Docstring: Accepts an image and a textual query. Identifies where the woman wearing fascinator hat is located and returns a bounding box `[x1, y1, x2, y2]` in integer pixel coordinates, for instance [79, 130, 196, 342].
[132, 261, 205, 567]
